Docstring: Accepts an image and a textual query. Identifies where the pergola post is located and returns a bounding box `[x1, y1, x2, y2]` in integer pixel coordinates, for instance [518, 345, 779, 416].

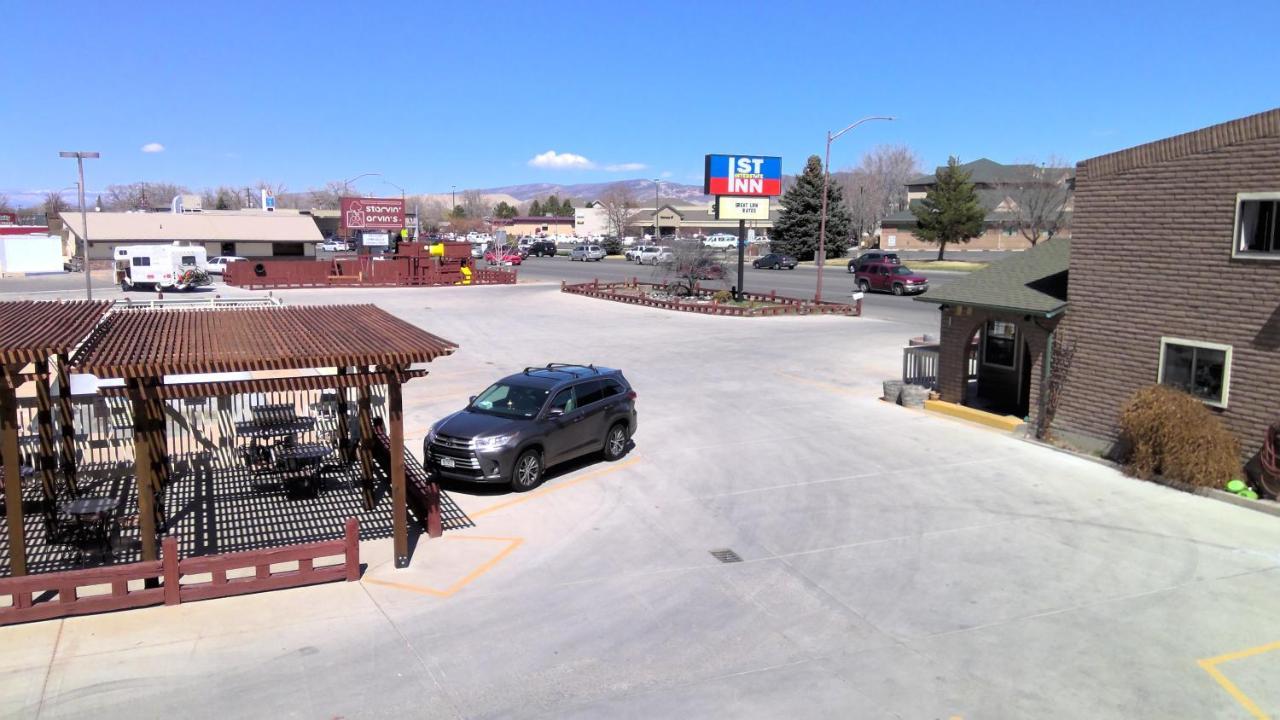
[34, 366, 58, 507]
[130, 378, 167, 564]
[356, 385, 375, 510]
[1, 372, 26, 576]
[56, 354, 78, 495]
[387, 372, 409, 568]
[335, 367, 351, 463]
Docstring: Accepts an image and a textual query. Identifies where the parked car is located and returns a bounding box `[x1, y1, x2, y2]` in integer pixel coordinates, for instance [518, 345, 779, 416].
[317, 240, 349, 252]
[484, 246, 524, 265]
[847, 251, 901, 273]
[570, 245, 606, 262]
[526, 239, 558, 257]
[423, 364, 638, 491]
[205, 256, 247, 275]
[634, 246, 664, 264]
[752, 253, 797, 270]
[703, 233, 739, 250]
[855, 261, 928, 295]
[626, 245, 650, 261]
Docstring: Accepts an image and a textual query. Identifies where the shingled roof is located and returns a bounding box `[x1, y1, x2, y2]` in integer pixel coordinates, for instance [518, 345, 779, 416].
[914, 239, 1070, 316]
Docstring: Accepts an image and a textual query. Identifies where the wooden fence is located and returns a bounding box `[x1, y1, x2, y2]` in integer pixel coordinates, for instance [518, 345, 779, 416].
[0, 518, 359, 626]
[225, 257, 517, 290]
[562, 280, 859, 317]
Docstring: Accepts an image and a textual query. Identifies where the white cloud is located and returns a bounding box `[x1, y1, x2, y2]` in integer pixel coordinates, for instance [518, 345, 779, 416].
[604, 162, 647, 172]
[141, 142, 165, 153]
[528, 150, 593, 169]
[660, 171, 673, 178]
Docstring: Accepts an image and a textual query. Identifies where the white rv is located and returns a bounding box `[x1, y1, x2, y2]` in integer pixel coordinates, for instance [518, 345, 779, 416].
[113, 243, 211, 291]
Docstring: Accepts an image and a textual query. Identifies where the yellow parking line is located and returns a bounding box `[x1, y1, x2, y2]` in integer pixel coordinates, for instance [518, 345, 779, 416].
[469, 456, 641, 519]
[1197, 639, 1280, 719]
[363, 535, 524, 598]
[778, 372, 858, 396]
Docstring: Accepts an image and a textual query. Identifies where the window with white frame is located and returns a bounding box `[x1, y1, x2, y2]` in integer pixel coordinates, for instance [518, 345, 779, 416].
[982, 320, 1018, 369]
[1158, 337, 1232, 407]
[1234, 193, 1280, 258]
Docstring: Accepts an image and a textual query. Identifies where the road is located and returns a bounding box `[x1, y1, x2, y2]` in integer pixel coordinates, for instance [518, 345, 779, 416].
[511, 256, 958, 332]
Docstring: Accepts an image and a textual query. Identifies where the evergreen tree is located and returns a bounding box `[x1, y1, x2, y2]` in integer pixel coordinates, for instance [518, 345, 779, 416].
[492, 201, 517, 219]
[94, 195, 103, 211]
[911, 156, 986, 260]
[451, 204, 466, 219]
[545, 195, 561, 216]
[528, 199, 542, 216]
[772, 155, 851, 260]
[561, 197, 574, 215]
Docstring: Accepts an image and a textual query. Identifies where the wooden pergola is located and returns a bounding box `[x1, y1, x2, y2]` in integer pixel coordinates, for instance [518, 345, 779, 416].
[2, 301, 457, 576]
[1, 301, 114, 577]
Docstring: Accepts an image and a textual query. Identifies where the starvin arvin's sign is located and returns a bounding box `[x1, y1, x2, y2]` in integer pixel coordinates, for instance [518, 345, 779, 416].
[340, 197, 405, 231]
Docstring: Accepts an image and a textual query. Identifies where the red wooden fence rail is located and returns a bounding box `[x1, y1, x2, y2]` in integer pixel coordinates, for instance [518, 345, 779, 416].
[0, 518, 360, 627]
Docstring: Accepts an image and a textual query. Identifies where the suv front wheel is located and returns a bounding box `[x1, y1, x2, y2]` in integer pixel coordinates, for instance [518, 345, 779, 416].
[511, 449, 542, 492]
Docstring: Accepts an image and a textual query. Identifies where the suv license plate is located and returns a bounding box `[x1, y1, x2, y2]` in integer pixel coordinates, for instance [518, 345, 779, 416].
[439, 457, 455, 468]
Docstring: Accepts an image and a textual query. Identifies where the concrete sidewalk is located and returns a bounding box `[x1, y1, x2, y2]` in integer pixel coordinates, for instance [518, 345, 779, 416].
[4, 284, 1279, 719]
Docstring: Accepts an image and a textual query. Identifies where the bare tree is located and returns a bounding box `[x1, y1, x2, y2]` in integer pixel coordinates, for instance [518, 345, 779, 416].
[1007, 157, 1073, 246]
[461, 190, 488, 220]
[102, 182, 190, 210]
[1036, 331, 1078, 440]
[598, 184, 635, 243]
[838, 145, 921, 247]
[652, 240, 728, 297]
[42, 191, 69, 219]
[305, 181, 348, 210]
[0, 193, 12, 214]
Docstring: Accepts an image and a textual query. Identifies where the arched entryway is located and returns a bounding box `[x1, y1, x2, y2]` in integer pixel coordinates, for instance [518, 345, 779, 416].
[962, 319, 1034, 419]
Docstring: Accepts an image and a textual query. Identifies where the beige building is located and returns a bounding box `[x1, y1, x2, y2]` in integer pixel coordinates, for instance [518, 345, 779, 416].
[60, 210, 325, 261]
[490, 216, 576, 237]
[624, 204, 775, 240]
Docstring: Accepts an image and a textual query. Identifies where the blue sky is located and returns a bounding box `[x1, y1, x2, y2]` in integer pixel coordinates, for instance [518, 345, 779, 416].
[3, 0, 1279, 202]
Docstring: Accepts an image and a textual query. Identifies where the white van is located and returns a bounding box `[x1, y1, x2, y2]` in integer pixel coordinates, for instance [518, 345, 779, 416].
[114, 243, 211, 291]
[704, 233, 739, 250]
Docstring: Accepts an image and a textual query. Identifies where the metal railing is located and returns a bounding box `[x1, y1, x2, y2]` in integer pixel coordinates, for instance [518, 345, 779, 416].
[113, 296, 284, 310]
[902, 343, 977, 390]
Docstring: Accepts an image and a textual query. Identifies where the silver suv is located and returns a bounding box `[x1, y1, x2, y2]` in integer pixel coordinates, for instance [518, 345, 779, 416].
[424, 364, 638, 491]
[570, 245, 606, 262]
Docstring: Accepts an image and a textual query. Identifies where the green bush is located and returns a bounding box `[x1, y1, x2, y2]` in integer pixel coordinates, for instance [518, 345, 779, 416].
[1118, 384, 1240, 488]
[602, 236, 624, 255]
[712, 290, 733, 303]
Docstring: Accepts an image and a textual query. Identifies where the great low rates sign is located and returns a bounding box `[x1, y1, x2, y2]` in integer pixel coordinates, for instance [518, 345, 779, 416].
[715, 196, 770, 221]
[341, 197, 405, 231]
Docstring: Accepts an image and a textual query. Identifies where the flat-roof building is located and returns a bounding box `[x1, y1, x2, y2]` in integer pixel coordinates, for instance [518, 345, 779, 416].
[60, 210, 326, 260]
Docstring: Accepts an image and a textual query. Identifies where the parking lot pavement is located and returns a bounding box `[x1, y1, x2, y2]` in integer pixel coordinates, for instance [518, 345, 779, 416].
[6, 283, 1280, 719]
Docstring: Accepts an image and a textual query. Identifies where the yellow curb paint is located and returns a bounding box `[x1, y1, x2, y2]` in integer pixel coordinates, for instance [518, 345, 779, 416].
[923, 399, 1024, 432]
[363, 536, 524, 598]
[469, 456, 641, 519]
[778, 372, 858, 396]
[1197, 639, 1280, 719]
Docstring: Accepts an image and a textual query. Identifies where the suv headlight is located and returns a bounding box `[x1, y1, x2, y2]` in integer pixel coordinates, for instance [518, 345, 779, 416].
[426, 422, 442, 443]
[475, 434, 514, 450]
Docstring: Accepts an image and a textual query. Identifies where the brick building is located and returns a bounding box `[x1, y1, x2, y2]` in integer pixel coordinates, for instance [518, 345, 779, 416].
[881, 158, 1073, 252]
[915, 109, 1280, 465]
[1052, 108, 1280, 461]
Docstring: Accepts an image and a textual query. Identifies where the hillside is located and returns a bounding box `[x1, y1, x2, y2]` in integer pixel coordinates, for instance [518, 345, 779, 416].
[449, 179, 711, 205]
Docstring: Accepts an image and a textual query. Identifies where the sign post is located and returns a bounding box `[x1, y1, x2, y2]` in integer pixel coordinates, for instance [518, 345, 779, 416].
[705, 155, 781, 300]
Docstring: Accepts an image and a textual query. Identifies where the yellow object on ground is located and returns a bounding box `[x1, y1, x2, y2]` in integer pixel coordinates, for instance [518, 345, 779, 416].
[923, 399, 1024, 431]
[459, 266, 472, 285]
[429, 243, 445, 256]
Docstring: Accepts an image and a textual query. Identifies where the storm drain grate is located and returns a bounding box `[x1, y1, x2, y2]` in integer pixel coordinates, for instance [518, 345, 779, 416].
[710, 548, 743, 563]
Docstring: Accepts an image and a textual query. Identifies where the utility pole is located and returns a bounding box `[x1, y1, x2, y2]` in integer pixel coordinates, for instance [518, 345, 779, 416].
[653, 179, 660, 240]
[816, 115, 894, 303]
[59, 151, 99, 301]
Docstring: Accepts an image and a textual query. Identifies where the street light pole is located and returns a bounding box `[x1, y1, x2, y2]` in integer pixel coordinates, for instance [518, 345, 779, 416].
[653, 179, 660, 241]
[59, 151, 99, 301]
[816, 115, 894, 303]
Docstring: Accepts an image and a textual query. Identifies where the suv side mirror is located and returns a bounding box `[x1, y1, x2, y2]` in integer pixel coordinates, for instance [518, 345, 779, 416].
[546, 408, 564, 418]
[468, 395, 477, 404]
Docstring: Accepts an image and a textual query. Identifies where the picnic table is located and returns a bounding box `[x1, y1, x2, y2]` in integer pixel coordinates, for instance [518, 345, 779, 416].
[59, 495, 119, 562]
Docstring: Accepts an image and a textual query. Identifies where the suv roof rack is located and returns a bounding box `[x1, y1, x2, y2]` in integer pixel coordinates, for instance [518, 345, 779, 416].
[523, 363, 599, 376]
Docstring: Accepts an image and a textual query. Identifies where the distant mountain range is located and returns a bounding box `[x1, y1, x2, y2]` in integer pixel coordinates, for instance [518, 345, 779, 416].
[448, 179, 712, 205]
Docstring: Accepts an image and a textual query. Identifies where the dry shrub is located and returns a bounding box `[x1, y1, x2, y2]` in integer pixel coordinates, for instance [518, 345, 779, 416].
[1118, 384, 1241, 487]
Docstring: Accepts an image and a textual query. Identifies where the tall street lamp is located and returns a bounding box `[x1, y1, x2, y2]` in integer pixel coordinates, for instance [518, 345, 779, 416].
[652, 179, 661, 240]
[343, 172, 382, 196]
[816, 115, 894, 303]
[59, 151, 99, 301]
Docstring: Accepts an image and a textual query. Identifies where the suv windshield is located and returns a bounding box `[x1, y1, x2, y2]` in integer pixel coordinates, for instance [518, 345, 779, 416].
[470, 382, 549, 418]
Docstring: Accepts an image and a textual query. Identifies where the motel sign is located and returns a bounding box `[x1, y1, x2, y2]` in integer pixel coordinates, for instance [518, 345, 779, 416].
[704, 154, 783, 197]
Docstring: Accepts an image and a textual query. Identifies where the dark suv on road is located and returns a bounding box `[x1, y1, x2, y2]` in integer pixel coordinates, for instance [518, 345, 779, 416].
[526, 239, 558, 257]
[424, 364, 637, 491]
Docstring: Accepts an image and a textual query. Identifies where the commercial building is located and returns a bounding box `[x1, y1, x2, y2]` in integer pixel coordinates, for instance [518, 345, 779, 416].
[880, 158, 1073, 251]
[490, 216, 576, 238]
[917, 108, 1280, 465]
[60, 209, 325, 261]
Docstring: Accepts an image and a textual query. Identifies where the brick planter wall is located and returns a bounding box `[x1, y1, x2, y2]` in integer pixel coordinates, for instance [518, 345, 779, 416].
[561, 279, 859, 317]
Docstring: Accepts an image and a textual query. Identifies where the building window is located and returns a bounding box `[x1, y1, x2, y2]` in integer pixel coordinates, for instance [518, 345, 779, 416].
[1233, 193, 1280, 258]
[982, 320, 1018, 369]
[275, 243, 304, 256]
[1158, 337, 1232, 407]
